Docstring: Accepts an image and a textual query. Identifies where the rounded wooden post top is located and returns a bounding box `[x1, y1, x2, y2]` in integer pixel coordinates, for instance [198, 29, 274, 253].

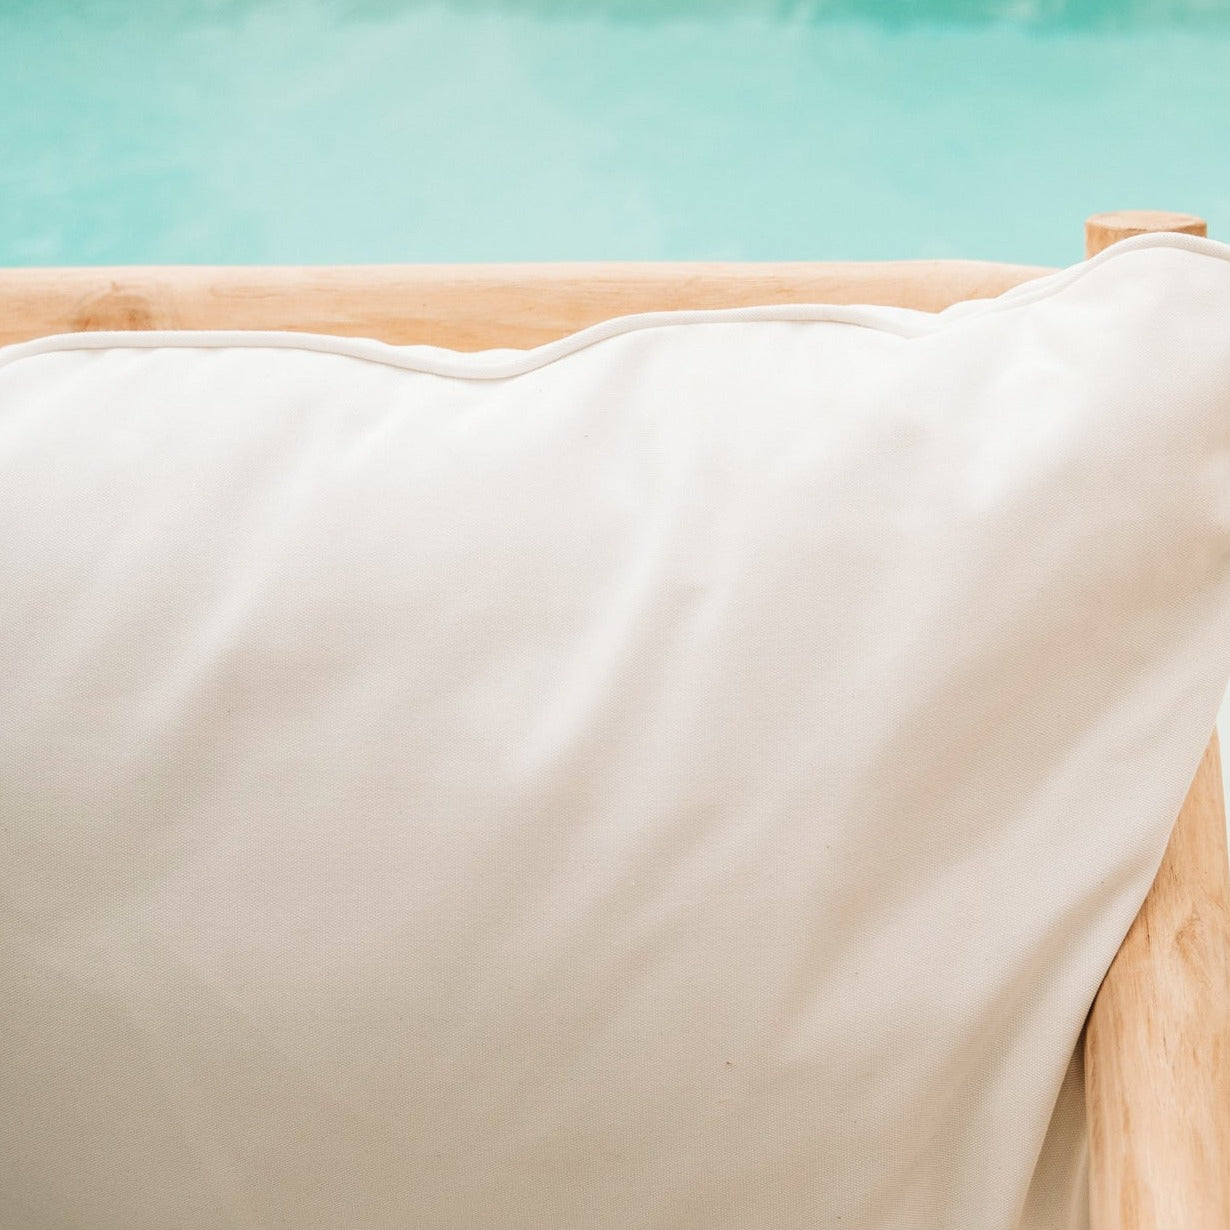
[1085, 210, 1208, 259]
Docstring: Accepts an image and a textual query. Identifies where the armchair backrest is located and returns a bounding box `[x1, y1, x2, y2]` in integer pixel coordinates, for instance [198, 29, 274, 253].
[1, 208, 1225, 1230]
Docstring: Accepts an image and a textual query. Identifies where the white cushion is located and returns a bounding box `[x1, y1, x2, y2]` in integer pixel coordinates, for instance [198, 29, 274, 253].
[3, 233, 1230, 1230]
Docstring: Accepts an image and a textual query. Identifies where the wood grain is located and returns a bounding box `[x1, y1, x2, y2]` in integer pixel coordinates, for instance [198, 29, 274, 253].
[1085, 210, 1207, 258]
[0, 259, 1050, 351]
[1085, 734, 1230, 1229]
[1083, 209, 1230, 1230]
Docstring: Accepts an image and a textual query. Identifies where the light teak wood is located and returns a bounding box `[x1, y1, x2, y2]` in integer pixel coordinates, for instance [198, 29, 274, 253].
[0, 259, 1049, 350]
[1085, 210, 1207, 258]
[1085, 735, 1230, 1229]
[1082, 209, 1230, 1230]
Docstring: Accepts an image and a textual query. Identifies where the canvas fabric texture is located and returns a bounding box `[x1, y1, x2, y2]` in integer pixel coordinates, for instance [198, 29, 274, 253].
[3, 233, 1230, 1229]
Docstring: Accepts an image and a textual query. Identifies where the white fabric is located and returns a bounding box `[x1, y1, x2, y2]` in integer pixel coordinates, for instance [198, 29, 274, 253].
[3, 232, 1230, 1230]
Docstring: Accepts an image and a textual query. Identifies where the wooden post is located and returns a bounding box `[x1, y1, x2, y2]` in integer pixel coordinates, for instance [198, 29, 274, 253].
[1085, 210, 1207, 257]
[1082, 210, 1230, 1230]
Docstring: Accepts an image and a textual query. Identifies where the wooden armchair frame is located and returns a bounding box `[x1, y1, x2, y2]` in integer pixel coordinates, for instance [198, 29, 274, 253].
[3, 209, 1227, 1229]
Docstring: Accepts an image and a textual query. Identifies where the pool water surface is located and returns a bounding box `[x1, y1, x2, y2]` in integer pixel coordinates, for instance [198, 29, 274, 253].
[2, 0, 1229, 268]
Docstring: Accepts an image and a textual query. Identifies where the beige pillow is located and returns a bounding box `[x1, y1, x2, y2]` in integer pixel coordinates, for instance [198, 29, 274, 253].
[3, 233, 1230, 1229]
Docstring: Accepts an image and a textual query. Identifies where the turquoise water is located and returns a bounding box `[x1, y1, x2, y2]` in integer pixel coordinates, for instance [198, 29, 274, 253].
[2, 0, 1229, 267]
